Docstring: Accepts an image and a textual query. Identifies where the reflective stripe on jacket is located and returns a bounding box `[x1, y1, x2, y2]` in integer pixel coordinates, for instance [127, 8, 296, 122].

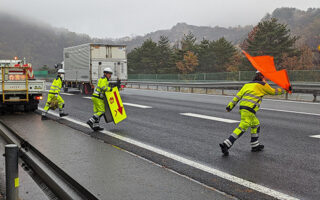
[49, 76, 62, 94]
[92, 76, 111, 99]
[227, 81, 284, 114]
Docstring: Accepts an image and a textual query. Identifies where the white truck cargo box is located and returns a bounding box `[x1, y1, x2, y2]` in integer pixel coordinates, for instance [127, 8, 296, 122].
[63, 43, 127, 94]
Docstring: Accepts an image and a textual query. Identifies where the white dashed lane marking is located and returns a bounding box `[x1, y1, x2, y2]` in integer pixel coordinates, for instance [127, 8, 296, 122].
[122, 103, 152, 108]
[82, 97, 152, 108]
[310, 135, 320, 139]
[180, 113, 239, 123]
[60, 93, 74, 96]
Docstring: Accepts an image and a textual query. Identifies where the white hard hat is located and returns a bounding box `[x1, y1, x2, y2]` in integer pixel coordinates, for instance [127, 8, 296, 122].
[103, 67, 113, 74]
[57, 69, 65, 74]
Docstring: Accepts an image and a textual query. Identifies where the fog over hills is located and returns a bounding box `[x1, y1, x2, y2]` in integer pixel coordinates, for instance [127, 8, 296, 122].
[1, 7, 319, 69]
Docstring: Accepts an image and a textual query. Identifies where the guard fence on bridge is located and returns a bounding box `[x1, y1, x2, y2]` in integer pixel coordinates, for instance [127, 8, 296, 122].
[33, 70, 320, 101]
[128, 70, 320, 82]
[33, 71, 56, 81]
[34, 70, 320, 82]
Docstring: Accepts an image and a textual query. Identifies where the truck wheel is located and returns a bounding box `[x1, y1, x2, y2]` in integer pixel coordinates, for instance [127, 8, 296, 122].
[84, 84, 91, 95]
[32, 103, 38, 112]
[80, 84, 85, 94]
[24, 104, 32, 112]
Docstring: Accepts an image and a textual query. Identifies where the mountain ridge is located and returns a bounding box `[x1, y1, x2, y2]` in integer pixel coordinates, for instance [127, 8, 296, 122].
[1, 7, 320, 69]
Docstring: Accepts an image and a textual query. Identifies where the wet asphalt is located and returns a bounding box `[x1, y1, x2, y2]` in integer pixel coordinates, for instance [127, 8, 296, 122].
[0, 113, 234, 200]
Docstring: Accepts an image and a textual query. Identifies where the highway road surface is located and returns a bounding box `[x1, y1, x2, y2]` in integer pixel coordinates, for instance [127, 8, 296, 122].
[2, 87, 319, 200]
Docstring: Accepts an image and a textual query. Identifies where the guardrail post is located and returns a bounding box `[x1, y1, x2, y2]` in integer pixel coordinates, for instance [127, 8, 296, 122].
[5, 144, 19, 200]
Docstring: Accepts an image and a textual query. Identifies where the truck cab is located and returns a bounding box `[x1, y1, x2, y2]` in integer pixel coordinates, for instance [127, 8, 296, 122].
[0, 59, 45, 112]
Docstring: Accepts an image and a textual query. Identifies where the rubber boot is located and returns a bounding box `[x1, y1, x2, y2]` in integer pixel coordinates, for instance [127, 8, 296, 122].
[251, 144, 264, 152]
[219, 143, 229, 156]
[87, 120, 95, 130]
[93, 126, 104, 131]
[59, 113, 69, 117]
[41, 115, 49, 120]
[41, 112, 49, 120]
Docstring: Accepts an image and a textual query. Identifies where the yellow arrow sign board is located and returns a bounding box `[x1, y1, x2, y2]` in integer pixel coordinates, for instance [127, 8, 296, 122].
[105, 87, 127, 124]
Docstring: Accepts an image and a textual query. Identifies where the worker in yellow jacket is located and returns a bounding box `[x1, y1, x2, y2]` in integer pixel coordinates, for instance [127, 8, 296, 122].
[87, 67, 113, 131]
[219, 71, 291, 156]
[42, 69, 69, 120]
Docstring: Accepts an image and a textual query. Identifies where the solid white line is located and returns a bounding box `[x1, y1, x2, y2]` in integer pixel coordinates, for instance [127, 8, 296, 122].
[263, 98, 319, 105]
[261, 108, 320, 116]
[310, 135, 320, 139]
[60, 93, 74, 96]
[180, 113, 239, 123]
[123, 103, 152, 108]
[37, 107, 298, 200]
[83, 97, 92, 99]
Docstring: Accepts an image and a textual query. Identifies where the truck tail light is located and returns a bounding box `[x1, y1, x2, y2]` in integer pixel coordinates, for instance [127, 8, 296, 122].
[35, 96, 43, 100]
[9, 74, 26, 81]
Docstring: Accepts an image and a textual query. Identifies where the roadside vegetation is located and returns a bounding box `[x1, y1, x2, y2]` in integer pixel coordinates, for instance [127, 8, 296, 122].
[128, 18, 319, 75]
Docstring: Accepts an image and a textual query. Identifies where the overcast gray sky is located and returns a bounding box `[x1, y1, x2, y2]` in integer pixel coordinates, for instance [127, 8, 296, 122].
[1, 0, 320, 38]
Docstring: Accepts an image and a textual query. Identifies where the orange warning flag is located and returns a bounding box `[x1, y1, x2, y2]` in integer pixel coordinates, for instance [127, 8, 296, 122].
[242, 50, 292, 93]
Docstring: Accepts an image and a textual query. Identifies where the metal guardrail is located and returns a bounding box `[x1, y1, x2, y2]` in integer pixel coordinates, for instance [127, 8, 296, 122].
[0, 120, 99, 200]
[126, 81, 320, 102]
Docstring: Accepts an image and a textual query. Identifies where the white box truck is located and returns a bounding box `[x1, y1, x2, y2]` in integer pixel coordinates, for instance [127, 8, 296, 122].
[62, 43, 127, 94]
[0, 59, 45, 112]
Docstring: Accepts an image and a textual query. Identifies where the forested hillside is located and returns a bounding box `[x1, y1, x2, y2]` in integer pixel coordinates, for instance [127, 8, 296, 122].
[0, 13, 107, 69]
[265, 8, 320, 49]
[0, 7, 320, 70]
[124, 23, 253, 51]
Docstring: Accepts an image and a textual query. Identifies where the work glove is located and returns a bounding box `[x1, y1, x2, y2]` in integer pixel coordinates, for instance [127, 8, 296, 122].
[99, 93, 105, 99]
[54, 93, 58, 97]
[285, 85, 292, 93]
[226, 106, 232, 112]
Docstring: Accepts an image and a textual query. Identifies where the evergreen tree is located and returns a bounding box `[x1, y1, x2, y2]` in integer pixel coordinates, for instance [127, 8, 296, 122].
[197, 39, 213, 73]
[211, 37, 237, 72]
[127, 38, 160, 74]
[140, 38, 160, 73]
[244, 18, 299, 66]
[197, 37, 237, 72]
[127, 48, 142, 73]
[181, 32, 197, 52]
[157, 35, 175, 73]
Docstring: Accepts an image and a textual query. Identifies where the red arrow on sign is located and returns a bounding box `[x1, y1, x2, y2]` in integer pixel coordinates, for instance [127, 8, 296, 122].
[113, 91, 123, 115]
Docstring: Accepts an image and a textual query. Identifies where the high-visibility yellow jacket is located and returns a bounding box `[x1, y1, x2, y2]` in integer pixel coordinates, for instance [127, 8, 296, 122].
[92, 76, 112, 99]
[49, 76, 63, 94]
[227, 81, 285, 114]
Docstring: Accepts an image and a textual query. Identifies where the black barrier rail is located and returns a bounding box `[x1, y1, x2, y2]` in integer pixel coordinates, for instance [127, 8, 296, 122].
[0, 120, 99, 200]
[126, 81, 320, 102]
